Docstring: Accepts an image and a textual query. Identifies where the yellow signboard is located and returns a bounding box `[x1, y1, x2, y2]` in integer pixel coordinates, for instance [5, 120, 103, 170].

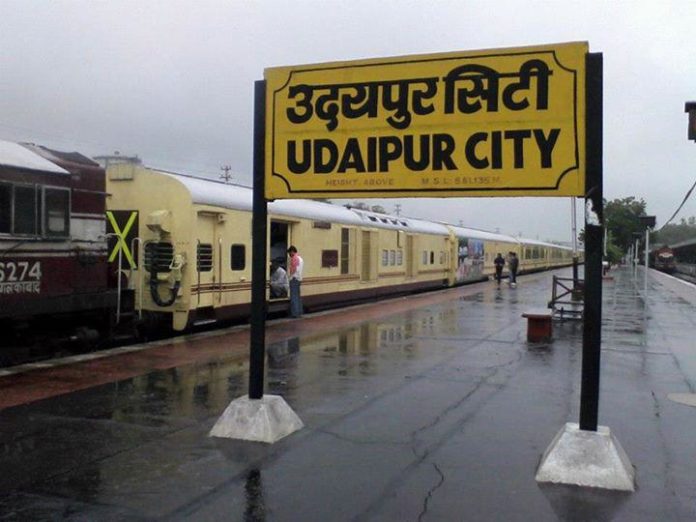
[264, 42, 587, 199]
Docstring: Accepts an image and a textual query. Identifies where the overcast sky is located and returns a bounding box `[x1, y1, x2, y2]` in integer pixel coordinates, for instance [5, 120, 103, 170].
[1, 1, 695, 242]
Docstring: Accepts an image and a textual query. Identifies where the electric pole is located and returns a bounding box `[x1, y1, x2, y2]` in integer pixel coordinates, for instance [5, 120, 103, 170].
[220, 165, 233, 183]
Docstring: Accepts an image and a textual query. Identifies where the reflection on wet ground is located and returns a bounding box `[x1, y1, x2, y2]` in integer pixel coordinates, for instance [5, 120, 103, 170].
[1, 267, 696, 520]
[244, 468, 265, 521]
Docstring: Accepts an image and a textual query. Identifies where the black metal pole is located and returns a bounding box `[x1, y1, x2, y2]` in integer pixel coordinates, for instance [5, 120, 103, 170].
[579, 53, 603, 431]
[249, 80, 268, 400]
[572, 257, 579, 287]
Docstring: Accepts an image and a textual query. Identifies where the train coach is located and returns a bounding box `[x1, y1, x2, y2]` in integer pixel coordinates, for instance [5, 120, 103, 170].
[107, 161, 459, 331]
[104, 160, 576, 332]
[0, 140, 119, 348]
[518, 237, 578, 273]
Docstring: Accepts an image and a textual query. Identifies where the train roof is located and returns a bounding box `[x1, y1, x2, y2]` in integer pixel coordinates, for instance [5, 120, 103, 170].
[518, 236, 574, 251]
[349, 209, 450, 235]
[449, 225, 520, 243]
[156, 169, 449, 235]
[21, 143, 100, 170]
[0, 139, 70, 175]
[147, 168, 571, 242]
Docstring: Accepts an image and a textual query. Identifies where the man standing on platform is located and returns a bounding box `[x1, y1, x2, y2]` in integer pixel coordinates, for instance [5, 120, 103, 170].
[494, 253, 505, 285]
[287, 245, 304, 318]
[508, 252, 519, 287]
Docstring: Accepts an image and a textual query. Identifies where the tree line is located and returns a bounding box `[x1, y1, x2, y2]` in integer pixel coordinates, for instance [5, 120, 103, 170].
[580, 196, 696, 264]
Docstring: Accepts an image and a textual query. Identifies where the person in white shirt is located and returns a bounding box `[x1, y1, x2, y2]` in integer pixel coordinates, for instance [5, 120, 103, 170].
[287, 245, 304, 317]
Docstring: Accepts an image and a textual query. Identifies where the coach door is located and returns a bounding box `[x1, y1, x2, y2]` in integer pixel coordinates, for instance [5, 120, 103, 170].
[269, 220, 290, 301]
[196, 213, 217, 307]
[361, 230, 377, 282]
[270, 221, 289, 269]
[360, 231, 369, 281]
[406, 234, 416, 278]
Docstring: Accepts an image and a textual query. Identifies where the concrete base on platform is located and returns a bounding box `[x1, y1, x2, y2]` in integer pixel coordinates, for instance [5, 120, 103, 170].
[535, 422, 635, 492]
[667, 392, 696, 408]
[209, 395, 304, 444]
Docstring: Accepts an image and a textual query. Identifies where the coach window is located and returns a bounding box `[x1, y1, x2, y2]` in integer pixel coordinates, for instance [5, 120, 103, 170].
[430, 251, 435, 264]
[0, 183, 10, 233]
[44, 187, 70, 237]
[230, 244, 246, 270]
[382, 249, 389, 266]
[14, 185, 39, 235]
[322, 249, 338, 268]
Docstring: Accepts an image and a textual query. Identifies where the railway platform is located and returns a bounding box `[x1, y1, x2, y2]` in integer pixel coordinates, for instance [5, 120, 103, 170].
[1, 266, 696, 521]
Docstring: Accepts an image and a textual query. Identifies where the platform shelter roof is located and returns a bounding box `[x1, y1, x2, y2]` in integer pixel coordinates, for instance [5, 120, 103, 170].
[670, 237, 696, 250]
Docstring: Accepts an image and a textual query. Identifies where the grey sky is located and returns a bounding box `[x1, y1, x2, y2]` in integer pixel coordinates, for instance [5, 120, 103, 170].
[1, 1, 695, 242]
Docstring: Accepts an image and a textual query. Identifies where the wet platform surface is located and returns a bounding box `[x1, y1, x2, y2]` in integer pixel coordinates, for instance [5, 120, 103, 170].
[1, 266, 696, 521]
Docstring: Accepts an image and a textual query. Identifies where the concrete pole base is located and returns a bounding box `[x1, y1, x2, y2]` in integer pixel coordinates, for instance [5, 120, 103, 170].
[536, 422, 635, 491]
[209, 394, 304, 444]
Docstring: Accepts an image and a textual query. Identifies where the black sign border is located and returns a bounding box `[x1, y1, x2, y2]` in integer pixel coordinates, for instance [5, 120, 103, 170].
[269, 48, 581, 197]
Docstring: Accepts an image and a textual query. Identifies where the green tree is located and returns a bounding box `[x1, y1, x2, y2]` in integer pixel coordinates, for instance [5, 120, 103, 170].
[605, 241, 623, 264]
[604, 197, 647, 252]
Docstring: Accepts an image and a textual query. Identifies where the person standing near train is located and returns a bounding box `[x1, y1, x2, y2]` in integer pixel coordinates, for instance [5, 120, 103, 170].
[508, 252, 519, 287]
[287, 245, 304, 318]
[494, 253, 505, 285]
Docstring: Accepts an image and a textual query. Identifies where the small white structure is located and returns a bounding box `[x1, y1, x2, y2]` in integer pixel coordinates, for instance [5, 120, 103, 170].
[209, 395, 303, 444]
[536, 423, 635, 491]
